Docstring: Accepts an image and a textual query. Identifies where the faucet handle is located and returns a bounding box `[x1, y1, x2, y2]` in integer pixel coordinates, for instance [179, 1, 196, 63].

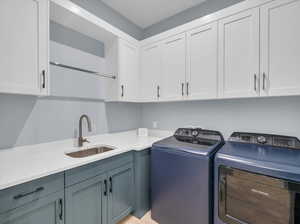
[82, 138, 90, 144]
[78, 137, 90, 147]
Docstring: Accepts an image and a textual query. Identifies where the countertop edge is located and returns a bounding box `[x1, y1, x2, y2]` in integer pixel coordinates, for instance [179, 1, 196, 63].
[0, 129, 172, 191]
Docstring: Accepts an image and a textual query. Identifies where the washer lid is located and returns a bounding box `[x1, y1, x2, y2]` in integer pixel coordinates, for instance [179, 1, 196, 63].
[152, 136, 224, 156]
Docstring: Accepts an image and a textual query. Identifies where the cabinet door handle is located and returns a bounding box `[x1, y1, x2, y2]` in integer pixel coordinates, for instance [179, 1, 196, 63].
[13, 187, 44, 200]
[254, 74, 257, 91]
[186, 82, 189, 96]
[157, 85, 160, 98]
[263, 73, 266, 90]
[121, 85, 124, 97]
[109, 177, 113, 193]
[59, 198, 63, 221]
[181, 83, 184, 96]
[42, 70, 46, 89]
[104, 179, 108, 196]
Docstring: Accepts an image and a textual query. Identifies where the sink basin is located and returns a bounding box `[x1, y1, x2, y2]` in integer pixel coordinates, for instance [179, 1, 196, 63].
[66, 146, 115, 158]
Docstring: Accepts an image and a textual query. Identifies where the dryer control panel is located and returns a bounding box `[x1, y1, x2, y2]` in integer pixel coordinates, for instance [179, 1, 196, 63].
[229, 132, 300, 149]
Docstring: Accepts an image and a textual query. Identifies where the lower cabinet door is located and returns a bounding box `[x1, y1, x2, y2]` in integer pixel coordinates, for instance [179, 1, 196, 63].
[107, 163, 134, 224]
[65, 174, 107, 224]
[0, 191, 64, 224]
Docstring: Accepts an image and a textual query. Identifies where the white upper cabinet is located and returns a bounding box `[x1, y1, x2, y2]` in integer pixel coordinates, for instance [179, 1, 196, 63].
[161, 33, 186, 101]
[118, 39, 139, 101]
[186, 22, 218, 100]
[102, 38, 140, 102]
[140, 43, 162, 101]
[218, 9, 260, 98]
[3, 0, 299, 101]
[0, 0, 48, 96]
[260, 0, 300, 96]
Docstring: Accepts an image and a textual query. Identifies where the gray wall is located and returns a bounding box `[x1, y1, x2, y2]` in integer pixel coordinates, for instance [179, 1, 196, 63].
[50, 41, 107, 100]
[70, 0, 143, 40]
[0, 94, 141, 149]
[50, 22, 105, 57]
[143, 0, 245, 38]
[141, 96, 300, 139]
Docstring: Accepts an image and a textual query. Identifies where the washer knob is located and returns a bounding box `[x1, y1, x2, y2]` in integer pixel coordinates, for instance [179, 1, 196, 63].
[192, 130, 199, 137]
[257, 136, 267, 144]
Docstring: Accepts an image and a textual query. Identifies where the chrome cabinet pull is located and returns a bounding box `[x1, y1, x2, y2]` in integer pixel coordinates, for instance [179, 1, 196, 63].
[50, 61, 116, 79]
[186, 82, 189, 96]
[157, 85, 160, 98]
[181, 83, 184, 96]
[263, 73, 266, 90]
[121, 85, 124, 97]
[42, 70, 46, 89]
[13, 187, 44, 200]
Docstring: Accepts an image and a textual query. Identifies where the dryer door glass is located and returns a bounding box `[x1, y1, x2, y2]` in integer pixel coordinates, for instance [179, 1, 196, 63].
[219, 166, 300, 224]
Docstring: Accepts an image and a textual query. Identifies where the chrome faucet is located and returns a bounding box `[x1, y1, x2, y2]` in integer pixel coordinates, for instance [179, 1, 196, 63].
[78, 114, 92, 147]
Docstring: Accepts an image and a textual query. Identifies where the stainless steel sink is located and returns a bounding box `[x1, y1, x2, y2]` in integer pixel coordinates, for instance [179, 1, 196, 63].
[66, 146, 115, 158]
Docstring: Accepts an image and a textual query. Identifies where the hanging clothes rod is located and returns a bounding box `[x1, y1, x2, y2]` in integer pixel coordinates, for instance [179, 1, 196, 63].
[50, 61, 116, 79]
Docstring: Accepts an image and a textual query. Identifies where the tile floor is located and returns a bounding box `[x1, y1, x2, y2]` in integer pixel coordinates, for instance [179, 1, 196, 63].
[118, 212, 158, 224]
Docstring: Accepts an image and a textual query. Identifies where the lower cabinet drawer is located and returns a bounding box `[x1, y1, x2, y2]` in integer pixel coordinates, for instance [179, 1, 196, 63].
[0, 173, 64, 214]
[0, 190, 64, 224]
[65, 152, 133, 187]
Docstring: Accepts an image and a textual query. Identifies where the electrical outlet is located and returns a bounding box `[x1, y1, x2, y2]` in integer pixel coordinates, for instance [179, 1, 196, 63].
[152, 121, 158, 129]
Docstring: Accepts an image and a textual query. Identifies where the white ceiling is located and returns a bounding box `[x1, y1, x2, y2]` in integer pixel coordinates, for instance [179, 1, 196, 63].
[101, 0, 207, 28]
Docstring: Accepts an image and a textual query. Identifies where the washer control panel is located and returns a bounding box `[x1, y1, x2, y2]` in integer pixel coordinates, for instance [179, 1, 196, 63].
[229, 132, 300, 149]
[174, 128, 224, 145]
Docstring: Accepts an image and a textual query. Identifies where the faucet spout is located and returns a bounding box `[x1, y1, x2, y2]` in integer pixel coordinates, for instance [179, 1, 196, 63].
[78, 114, 92, 147]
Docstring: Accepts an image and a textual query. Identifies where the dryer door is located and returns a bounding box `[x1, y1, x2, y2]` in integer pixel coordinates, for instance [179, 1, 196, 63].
[218, 166, 300, 224]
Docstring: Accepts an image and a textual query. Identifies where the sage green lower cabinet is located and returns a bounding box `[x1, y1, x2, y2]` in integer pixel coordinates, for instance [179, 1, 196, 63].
[65, 153, 134, 224]
[133, 149, 151, 218]
[107, 163, 134, 224]
[0, 152, 136, 224]
[0, 190, 64, 224]
[65, 174, 107, 224]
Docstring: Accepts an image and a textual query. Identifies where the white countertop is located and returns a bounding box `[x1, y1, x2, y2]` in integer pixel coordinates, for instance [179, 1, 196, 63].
[0, 129, 172, 191]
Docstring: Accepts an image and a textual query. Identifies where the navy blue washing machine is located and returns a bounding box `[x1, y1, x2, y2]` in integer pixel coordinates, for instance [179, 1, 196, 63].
[151, 128, 224, 224]
[214, 132, 300, 224]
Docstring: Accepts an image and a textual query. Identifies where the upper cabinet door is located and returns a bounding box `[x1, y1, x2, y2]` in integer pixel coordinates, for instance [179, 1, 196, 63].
[140, 43, 162, 101]
[118, 39, 139, 101]
[161, 33, 186, 101]
[0, 0, 48, 96]
[260, 0, 300, 96]
[218, 9, 260, 98]
[186, 22, 218, 100]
